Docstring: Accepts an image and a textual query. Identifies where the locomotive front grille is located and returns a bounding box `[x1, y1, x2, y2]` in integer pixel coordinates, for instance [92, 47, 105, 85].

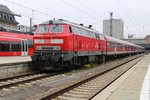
[36, 46, 61, 50]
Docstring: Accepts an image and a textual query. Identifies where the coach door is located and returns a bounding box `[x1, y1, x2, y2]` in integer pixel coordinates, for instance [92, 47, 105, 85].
[21, 39, 28, 56]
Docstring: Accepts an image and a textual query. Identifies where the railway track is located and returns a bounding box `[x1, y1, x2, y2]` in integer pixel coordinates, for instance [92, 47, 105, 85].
[0, 71, 61, 89]
[0, 54, 144, 100]
[39, 55, 144, 100]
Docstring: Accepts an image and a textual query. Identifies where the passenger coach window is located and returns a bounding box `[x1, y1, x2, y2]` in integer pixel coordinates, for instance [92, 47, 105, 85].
[0, 41, 10, 51]
[12, 42, 21, 51]
[50, 25, 63, 33]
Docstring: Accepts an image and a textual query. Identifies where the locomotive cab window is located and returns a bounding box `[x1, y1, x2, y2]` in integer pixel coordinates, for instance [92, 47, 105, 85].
[50, 25, 63, 33]
[36, 25, 49, 33]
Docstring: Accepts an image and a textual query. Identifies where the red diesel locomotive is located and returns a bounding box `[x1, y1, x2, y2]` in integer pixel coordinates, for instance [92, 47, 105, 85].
[0, 31, 33, 56]
[31, 19, 144, 69]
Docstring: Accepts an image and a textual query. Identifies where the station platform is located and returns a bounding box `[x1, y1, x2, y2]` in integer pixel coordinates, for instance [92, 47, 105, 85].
[0, 56, 31, 65]
[92, 54, 150, 100]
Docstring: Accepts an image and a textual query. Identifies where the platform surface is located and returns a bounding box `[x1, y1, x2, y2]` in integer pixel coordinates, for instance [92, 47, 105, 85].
[92, 54, 150, 100]
[0, 56, 31, 65]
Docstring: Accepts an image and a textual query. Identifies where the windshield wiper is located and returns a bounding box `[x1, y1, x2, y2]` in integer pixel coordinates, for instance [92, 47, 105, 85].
[53, 24, 58, 29]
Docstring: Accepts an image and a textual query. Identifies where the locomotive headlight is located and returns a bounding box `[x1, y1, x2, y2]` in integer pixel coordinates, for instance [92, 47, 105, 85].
[36, 46, 61, 50]
[51, 39, 63, 44]
[34, 39, 44, 44]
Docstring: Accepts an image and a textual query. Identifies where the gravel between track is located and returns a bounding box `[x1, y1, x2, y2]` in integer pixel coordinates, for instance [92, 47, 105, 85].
[0, 54, 144, 100]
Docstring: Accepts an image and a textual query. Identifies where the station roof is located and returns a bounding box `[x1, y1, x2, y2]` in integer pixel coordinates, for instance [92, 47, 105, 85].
[0, 4, 12, 14]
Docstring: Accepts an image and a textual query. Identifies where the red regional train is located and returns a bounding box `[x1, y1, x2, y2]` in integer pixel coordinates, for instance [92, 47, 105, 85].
[0, 31, 33, 56]
[31, 19, 144, 69]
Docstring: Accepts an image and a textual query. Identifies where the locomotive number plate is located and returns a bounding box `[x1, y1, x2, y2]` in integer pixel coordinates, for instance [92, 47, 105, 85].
[37, 46, 61, 50]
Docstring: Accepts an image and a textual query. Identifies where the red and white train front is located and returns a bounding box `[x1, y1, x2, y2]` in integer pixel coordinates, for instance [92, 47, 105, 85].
[32, 19, 106, 69]
[32, 20, 75, 69]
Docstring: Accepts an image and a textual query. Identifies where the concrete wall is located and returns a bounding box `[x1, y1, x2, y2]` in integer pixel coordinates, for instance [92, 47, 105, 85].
[0, 63, 32, 78]
[0, 22, 17, 30]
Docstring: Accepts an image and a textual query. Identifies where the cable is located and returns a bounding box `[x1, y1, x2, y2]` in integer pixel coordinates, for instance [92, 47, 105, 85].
[116, 0, 136, 25]
[122, 0, 139, 26]
[20, 14, 44, 22]
[75, 0, 98, 17]
[2, 0, 56, 18]
[30, 0, 71, 19]
[61, 0, 101, 22]
[116, 0, 141, 36]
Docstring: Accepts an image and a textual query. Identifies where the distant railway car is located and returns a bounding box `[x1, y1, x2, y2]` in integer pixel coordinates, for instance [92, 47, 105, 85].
[0, 31, 33, 56]
[31, 19, 144, 69]
[105, 35, 144, 55]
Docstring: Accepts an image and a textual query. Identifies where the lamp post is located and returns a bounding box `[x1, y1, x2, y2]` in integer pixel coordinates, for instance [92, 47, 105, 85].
[109, 12, 113, 37]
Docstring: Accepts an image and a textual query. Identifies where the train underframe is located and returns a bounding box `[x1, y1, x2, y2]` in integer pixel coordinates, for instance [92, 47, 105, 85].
[31, 51, 143, 70]
[31, 51, 106, 70]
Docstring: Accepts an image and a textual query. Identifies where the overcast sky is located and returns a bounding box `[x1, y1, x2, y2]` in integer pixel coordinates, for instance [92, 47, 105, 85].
[0, 0, 150, 38]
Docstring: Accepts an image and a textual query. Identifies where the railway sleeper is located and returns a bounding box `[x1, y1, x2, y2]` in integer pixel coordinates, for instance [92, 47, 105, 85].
[62, 92, 91, 98]
[68, 90, 95, 95]
[57, 95, 86, 100]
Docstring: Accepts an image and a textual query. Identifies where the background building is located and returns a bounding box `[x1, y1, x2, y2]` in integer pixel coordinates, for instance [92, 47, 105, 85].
[123, 35, 150, 50]
[0, 4, 18, 30]
[128, 34, 134, 39]
[17, 25, 30, 33]
[103, 19, 124, 39]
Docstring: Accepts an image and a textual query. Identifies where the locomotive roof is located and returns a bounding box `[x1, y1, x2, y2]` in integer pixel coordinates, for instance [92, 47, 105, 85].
[40, 19, 144, 49]
[40, 19, 101, 34]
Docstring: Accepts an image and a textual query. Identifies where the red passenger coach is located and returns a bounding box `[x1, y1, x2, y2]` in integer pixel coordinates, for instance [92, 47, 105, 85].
[0, 31, 33, 56]
[32, 19, 144, 70]
[105, 35, 144, 55]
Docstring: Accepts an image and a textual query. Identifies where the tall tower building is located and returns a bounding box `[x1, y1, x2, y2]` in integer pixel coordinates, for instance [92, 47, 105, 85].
[103, 19, 124, 39]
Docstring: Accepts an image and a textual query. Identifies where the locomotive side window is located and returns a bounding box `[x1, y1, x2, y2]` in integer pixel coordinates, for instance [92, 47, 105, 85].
[0, 41, 10, 51]
[50, 25, 63, 33]
[72, 26, 79, 35]
[87, 31, 91, 37]
[79, 28, 85, 36]
[71, 26, 100, 39]
[36, 25, 49, 33]
[95, 34, 100, 39]
[99, 35, 105, 40]
[69, 26, 72, 33]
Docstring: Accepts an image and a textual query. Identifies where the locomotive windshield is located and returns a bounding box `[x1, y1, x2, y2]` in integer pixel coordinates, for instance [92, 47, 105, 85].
[36, 24, 63, 33]
[36, 25, 49, 33]
[50, 25, 63, 33]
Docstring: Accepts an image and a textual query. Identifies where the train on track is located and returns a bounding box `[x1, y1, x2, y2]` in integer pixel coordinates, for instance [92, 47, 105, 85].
[31, 19, 145, 70]
[0, 31, 33, 56]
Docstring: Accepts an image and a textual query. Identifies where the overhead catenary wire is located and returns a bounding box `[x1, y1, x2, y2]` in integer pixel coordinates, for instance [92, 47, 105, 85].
[115, 0, 141, 35]
[2, 0, 101, 29]
[2, 0, 56, 18]
[122, 0, 139, 25]
[75, 0, 99, 18]
[61, 0, 101, 23]
[116, 0, 137, 26]
[30, 0, 72, 20]
[121, 0, 143, 33]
